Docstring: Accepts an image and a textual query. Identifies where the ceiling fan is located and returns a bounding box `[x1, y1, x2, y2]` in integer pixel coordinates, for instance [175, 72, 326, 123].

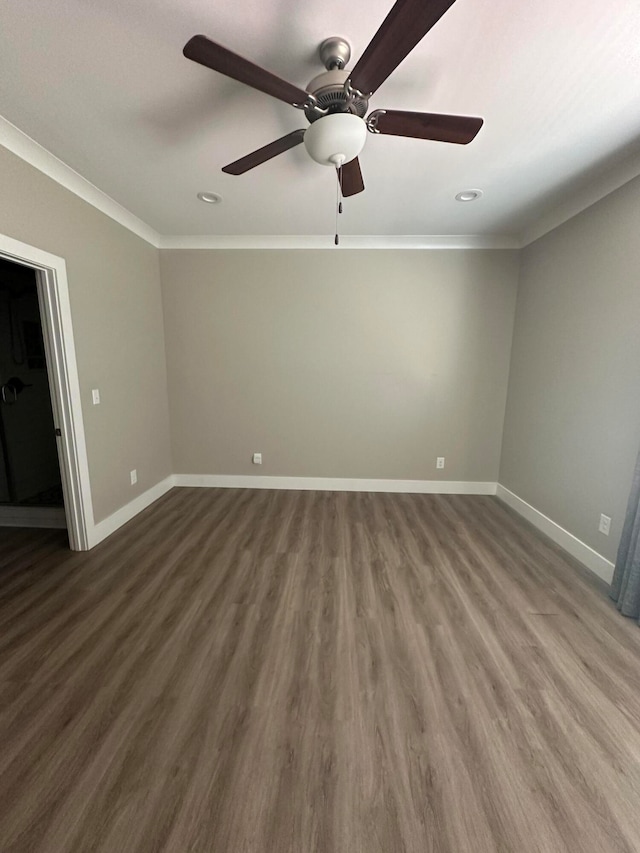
[183, 0, 483, 198]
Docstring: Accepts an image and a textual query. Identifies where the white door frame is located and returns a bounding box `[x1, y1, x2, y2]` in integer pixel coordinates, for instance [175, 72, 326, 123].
[0, 233, 93, 550]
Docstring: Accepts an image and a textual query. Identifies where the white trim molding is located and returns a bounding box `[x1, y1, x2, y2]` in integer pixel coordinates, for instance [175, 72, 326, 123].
[159, 234, 520, 250]
[0, 117, 519, 251]
[88, 476, 175, 548]
[496, 485, 614, 584]
[77, 476, 496, 548]
[4, 108, 640, 255]
[0, 115, 160, 247]
[174, 474, 497, 495]
[0, 506, 66, 530]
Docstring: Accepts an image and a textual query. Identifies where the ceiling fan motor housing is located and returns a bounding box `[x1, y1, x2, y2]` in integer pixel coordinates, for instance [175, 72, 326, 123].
[304, 69, 369, 123]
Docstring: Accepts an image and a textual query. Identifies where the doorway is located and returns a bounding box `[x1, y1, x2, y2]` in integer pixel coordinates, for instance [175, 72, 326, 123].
[0, 234, 93, 550]
[0, 259, 64, 519]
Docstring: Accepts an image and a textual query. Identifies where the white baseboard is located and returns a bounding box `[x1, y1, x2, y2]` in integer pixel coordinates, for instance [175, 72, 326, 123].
[0, 505, 67, 529]
[174, 474, 498, 495]
[88, 475, 175, 548]
[496, 484, 614, 584]
[76, 476, 616, 589]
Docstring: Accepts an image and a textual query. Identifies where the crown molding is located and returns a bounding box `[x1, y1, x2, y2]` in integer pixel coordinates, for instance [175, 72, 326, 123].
[1, 115, 516, 251]
[0, 115, 161, 247]
[10, 111, 637, 254]
[158, 234, 520, 250]
[520, 148, 640, 247]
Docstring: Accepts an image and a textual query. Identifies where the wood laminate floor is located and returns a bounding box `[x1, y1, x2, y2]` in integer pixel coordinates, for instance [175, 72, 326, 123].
[1, 488, 640, 853]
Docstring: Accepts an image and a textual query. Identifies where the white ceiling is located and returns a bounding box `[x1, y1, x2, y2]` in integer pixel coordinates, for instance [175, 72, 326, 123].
[1, 0, 640, 239]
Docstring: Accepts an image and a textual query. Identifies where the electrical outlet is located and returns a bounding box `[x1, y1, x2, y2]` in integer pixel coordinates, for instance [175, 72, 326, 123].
[436, 457, 445, 469]
[598, 513, 611, 535]
[130, 469, 137, 485]
[92, 389, 100, 405]
[252, 453, 262, 465]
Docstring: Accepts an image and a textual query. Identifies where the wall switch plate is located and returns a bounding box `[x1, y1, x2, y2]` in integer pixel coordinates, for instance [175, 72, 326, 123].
[130, 469, 137, 485]
[598, 513, 611, 535]
[436, 457, 445, 469]
[252, 453, 262, 465]
[92, 389, 100, 405]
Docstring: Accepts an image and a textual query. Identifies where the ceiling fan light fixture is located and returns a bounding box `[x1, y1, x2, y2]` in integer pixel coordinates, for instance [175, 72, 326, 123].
[303, 113, 367, 167]
[455, 189, 483, 202]
[197, 191, 222, 204]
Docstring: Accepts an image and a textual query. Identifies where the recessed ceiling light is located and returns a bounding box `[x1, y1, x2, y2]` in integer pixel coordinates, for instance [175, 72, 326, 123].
[455, 189, 483, 202]
[197, 191, 222, 204]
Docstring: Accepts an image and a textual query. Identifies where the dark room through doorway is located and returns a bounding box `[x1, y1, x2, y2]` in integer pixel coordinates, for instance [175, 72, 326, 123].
[0, 257, 65, 524]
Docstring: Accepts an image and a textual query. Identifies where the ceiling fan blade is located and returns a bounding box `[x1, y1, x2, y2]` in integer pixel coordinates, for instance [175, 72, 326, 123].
[339, 158, 365, 197]
[222, 130, 306, 175]
[349, 0, 458, 96]
[184, 35, 310, 107]
[370, 110, 483, 144]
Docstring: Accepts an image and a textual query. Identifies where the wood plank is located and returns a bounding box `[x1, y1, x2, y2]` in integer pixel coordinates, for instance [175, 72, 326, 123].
[0, 489, 639, 852]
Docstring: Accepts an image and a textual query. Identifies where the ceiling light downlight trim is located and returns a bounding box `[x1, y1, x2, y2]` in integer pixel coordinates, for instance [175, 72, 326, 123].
[455, 189, 483, 202]
[197, 191, 222, 204]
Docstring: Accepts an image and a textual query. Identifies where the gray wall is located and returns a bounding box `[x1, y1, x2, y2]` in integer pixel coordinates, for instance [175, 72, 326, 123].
[0, 145, 172, 522]
[500, 176, 640, 562]
[160, 249, 519, 482]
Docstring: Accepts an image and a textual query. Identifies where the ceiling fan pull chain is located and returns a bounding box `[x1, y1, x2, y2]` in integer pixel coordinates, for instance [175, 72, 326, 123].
[335, 166, 341, 245]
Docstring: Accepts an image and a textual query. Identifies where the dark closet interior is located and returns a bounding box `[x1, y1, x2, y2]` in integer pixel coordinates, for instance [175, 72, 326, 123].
[0, 258, 63, 507]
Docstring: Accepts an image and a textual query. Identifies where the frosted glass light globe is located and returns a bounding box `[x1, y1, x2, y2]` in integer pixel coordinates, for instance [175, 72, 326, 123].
[304, 113, 367, 167]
